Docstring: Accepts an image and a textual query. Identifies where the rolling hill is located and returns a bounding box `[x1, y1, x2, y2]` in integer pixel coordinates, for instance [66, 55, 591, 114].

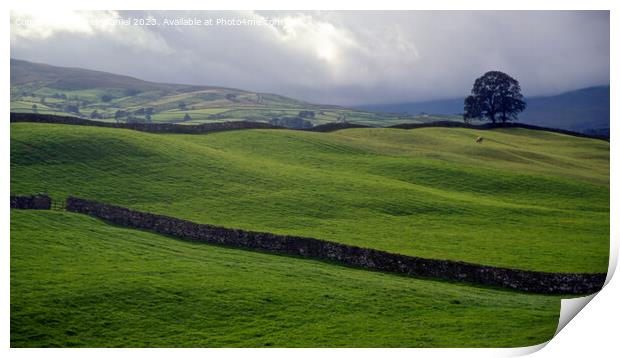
[10, 58, 451, 127]
[10, 119, 609, 347]
[357, 86, 610, 135]
[10, 122, 609, 273]
[356, 98, 465, 116]
[11, 59, 609, 134]
[11, 210, 560, 347]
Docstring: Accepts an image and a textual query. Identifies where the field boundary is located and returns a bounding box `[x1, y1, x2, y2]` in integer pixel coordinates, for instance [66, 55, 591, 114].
[10, 194, 51, 210]
[10, 112, 609, 140]
[388, 120, 610, 141]
[59, 196, 605, 295]
[10, 112, 280, 134]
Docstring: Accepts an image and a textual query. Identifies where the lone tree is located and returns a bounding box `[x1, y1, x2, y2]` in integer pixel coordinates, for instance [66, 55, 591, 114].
[463, 71, 526, 124]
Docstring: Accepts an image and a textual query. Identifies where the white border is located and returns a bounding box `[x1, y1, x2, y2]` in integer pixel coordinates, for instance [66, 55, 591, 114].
[2, 1, 617, 357]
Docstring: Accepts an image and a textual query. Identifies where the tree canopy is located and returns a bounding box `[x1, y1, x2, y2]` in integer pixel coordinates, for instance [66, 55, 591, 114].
[463, 71, 526, 124]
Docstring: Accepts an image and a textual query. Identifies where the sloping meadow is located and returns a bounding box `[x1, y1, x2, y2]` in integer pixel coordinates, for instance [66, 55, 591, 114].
[11, 210, 560, 347]
[10, 123, 609, 273]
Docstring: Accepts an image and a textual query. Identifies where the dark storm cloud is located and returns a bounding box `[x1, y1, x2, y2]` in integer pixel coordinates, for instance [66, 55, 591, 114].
[10, 10, 609, 105]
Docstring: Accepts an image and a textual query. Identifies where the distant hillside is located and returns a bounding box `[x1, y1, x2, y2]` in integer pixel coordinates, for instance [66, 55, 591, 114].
[10, 58, 207, 93]
[357, 86, 610, 135]
[10, 58, 441, 127]
[356, 98, 465, 116]
[520, 86, 610, 135]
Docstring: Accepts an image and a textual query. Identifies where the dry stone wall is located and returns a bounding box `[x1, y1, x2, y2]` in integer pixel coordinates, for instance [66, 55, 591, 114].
[10, 113, 279, 134]
[65, 196, 606, 295]
[10, 112, 608, 140]
[10, 194, 52, 210]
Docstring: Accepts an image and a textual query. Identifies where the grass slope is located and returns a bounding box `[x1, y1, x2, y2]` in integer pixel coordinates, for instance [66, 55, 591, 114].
[11, 210, 560, 347]
[10, 123, 609, 273]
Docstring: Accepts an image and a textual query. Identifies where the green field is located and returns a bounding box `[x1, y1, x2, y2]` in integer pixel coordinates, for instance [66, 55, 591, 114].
[11, 59, 444, 127]
[10, 123, 609, 273]
[11, 210, 560, 347]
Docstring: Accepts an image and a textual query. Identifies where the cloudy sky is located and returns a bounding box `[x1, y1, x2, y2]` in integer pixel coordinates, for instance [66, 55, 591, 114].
[10, 10, 610, 105]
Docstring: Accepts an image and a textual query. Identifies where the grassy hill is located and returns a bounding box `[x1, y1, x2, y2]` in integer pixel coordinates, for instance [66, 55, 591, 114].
[11, 59, 450, 127]
[10, 123, 609, 273]
[11, 210, 560, 347]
